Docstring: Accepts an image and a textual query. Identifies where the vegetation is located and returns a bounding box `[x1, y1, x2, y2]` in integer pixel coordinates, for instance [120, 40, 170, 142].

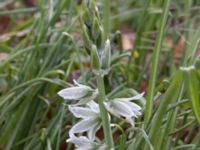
[0, 0, 200, 149]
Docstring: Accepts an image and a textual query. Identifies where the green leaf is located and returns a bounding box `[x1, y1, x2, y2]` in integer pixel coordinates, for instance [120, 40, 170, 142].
[184, 67, 200, 124]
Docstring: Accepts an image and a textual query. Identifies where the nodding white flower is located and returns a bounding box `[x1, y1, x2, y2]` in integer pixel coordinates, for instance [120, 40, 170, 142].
[57, 80, 98, 105]
[69, 101, 102, 140]
[67, 136, 106, 150]
[104, 92, 144, 126]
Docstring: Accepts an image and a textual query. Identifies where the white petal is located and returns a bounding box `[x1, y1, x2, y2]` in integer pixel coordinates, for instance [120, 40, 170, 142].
[69, 106, 97, 119]
[74, 92, 98, 105]
[99, 144, 107, 150]
[67, 136, 89, 144]
[114, 92, 144, 101]
[67, 136, 94, 149]
[69, 117, 99, 136]
[126, 117, 135, 127]
[120, 101, 142, 117]
[87, 100, 100, 113]
[132, 110, 142, 116]
[104, 102, 120, 118]
[87, 119, 101, 140]
[108, 101, 134, 117]
[120, 100, 141, 111]
[67, 135, 105, 150]
[58, 86, 92, 100]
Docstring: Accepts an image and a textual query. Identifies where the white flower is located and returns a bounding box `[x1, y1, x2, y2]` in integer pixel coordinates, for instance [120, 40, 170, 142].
[67, 136, 106, 150]
[57, 80, 98, 105]
[104, 92, 144, 126]
[69, 101, 102, 140]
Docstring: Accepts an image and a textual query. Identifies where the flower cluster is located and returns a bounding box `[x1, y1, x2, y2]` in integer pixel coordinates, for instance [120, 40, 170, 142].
[58, 80, 144, 149]
[58, 2, 144, 149]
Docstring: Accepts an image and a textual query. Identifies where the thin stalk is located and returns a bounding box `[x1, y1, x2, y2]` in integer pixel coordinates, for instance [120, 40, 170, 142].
[159, 85, 185, 150]
[182, 26, 200, 66]
[144, 0, 171, 126]
[0, 8, 37, 16]
[159, 110, 177, 150]
[102, 0, 110, 38]
[145, 71, 183, 149]
[174, 114, 188, 145]
[96, 75, 114, 149]
[136, 0, 160, 66]
[169, 119, 195, 136]
[181, 0, 192, 66]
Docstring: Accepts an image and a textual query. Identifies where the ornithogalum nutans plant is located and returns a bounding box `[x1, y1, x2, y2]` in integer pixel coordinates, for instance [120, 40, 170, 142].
[57, 0, 144, 149]
[58, 39, 144, 149]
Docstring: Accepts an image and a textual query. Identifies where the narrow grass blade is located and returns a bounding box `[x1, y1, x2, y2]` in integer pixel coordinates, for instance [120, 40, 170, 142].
[144, 0, 171, 125]
[183, 67, 200, 124]
[145, 71, 183, 149]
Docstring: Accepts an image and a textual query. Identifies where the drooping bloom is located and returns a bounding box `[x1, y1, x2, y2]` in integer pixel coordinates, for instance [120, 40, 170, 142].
[57, 80, 98, 105]
[67, 136, 106, 150]
[68, 101, 102, 140]
[104, 93, 144, 126]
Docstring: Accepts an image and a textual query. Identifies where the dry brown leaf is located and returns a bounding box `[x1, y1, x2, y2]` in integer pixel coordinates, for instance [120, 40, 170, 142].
[173, 36, 185, 64]
[120, 25, 135, 50]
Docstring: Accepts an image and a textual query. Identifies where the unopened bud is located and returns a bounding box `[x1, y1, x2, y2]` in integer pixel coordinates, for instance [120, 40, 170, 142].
[92, 17, 100, 42]
[82, 24, 91, 50]
[91, 44, 100, 71]
[94, 5, 100, 20]
[101, 39, 111, 70]
[96, 25, 104, 48]
[82, 8, 92, 27]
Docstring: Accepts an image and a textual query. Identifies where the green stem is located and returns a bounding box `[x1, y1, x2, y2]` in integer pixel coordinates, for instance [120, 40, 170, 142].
[181, 0, 192, 66]
[144, 0, 171, 126]
[102, 0, 110, 38]
[96, 75, 114, 149]
[145, 71, 183, 149]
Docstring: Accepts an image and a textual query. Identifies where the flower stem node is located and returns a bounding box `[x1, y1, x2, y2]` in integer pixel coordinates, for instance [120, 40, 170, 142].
[180, 66, 195, 72]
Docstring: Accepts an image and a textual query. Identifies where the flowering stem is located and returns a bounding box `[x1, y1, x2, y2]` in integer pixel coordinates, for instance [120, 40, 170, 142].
[102, 0, 110, 39]
[96, 75, 114, 149]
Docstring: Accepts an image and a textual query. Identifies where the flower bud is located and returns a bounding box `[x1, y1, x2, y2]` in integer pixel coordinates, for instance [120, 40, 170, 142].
[92, 17, 100, 42]
[96, 25, 104, 48]
[91, 44, 100, 71]
[82, 24, 91, 50]
[82, 8, 92, 27]
[101, 39, 111, 70]
[94, 5, 100, 20]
